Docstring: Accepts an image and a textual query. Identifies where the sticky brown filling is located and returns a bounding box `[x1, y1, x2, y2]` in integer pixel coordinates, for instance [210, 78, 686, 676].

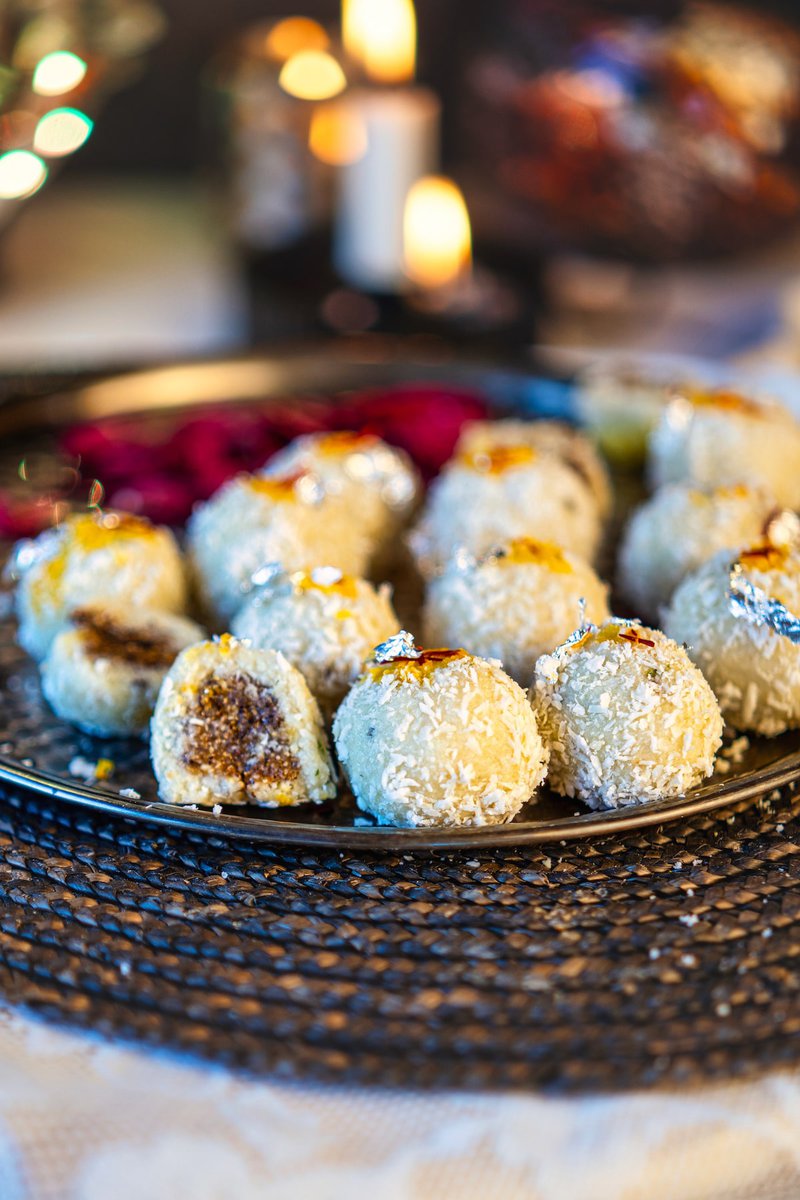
[182, 672, 300, 787]
[73, 608, 177, 669]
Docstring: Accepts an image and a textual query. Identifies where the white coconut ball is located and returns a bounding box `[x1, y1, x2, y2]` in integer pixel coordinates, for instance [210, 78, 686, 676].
[423, 537, 610, 687]
[187, 472, 370, 627]
[664, 541, 800, 736]
[648, 387, 800, 509]
[41, 603, 204, 737]
[232, 566, 400, 720]
[409, 445, 603, 579]
[333, 639, 548, 827]
[456, 418, 613, 517]
[264, 431, 421, 550]
[532, 620, 723, 810]
[618, 483, 777, 622]
[14, 510, 187, 662]
[151, 634, 336, 808]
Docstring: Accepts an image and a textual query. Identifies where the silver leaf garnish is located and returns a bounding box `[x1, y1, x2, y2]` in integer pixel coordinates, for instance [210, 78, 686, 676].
[242, 561, 289, 597]
[372, 631, 421, 663]
[307, 565, 344, 587]
[452, 546, 478, 573]
[728, 562, 800, 644]
[293, 473, 326, 506]
[4, 528, 62, 583]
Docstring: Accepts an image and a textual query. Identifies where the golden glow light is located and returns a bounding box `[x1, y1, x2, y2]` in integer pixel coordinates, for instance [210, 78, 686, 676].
[265, 17, 330, 61]
[32, 51, 87, 97]
[279, 50, 347, 101]
[342, 0, 416, 84]
[33, 108, 93, 156]
[0, 150, 47, 200]
[404, 176, 472, 290]
[309, 102, 367, 165]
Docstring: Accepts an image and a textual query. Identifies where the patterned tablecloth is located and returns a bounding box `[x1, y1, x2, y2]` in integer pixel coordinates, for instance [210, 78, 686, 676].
[1, 1002, 799, 1200]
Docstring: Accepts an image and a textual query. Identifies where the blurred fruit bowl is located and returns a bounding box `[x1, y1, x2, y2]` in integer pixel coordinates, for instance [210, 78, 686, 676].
[0, 0, 165, 235]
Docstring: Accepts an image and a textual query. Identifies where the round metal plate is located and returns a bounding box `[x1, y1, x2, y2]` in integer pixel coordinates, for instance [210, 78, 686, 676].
[1, 343, 799, 849]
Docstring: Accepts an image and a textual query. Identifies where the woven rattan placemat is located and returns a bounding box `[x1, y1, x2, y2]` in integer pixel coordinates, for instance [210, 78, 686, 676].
[1, 779, 799, 1093]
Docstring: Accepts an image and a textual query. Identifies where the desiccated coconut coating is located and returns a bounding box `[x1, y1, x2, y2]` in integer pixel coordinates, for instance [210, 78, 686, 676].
[456, 419, 613, 517]
[664, 542, 800, 736]
[231, 567, 400, 721]
[423, 537, 610, 687]
[186, 472, 371, 627]
[151, 634, 336, 808]
[333, 647, 548, 828]
[648, 387, 800, 509]
[41, 603, 204, 737]
[409, 445, 603, 579]
[264, 431, 421, 550]
[618, 483, 776, 623]
[532, 621, 723, 810]
[14, 510, 187, 662]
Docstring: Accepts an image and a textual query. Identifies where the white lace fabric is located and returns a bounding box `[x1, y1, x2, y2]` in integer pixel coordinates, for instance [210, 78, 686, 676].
[1, 1004, 799, 1200]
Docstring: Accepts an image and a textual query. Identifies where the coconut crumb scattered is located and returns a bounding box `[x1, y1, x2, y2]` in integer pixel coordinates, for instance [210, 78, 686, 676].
[68, 755, 115, 783]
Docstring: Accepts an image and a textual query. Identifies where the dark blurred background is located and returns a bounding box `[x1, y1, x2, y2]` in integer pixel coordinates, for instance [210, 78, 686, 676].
[77, 0, 463, 173]
[77, 0, 800, 174]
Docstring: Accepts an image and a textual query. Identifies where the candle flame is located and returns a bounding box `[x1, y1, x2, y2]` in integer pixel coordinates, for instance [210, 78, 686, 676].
[279, 50, 347, 101]
[342, 0, 416, 84]
[404, 176, 472, 290]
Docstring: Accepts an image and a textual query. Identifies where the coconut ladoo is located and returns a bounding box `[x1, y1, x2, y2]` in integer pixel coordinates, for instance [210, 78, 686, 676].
[409, 444, 603, 579]
[232, 565, 400, 721]
[14, 510, 187, 661]
[264, 431, 421, 550]
[455, 418, 613, 517]
[423, 537, 610, 687]
[532, 620, 723, 810]
[41, 603, 204, 737]
[648, 387, 800, 509]
[333, 632, 548, 828]
[186, 472, 370, 627]
[664, 534, 800, 736]
[151, 634, 336, 808]
[618, 483, 777, 622]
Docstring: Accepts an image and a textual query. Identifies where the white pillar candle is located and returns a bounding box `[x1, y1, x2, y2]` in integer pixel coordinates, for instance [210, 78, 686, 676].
[334, 86, 440, 293]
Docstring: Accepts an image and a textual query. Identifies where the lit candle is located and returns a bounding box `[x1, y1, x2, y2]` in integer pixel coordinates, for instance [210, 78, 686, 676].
[342, 0, 417, 85]
[334, 0, 441, 293]
[402, 175, 526, 341]
[404, 175, 472, 291]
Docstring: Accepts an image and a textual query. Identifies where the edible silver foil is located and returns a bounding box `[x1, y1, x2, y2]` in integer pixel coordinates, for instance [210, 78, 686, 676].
[242, 561, 290, 598]
[372, 630, 421, 663]
[293, 473, 326, 506]
[306, 565, 344, 587]
[728, 562, 800, 644]
[451, 546, 478, 573]
[4, 527, 62, 583]
[343, 442, 417, 511]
